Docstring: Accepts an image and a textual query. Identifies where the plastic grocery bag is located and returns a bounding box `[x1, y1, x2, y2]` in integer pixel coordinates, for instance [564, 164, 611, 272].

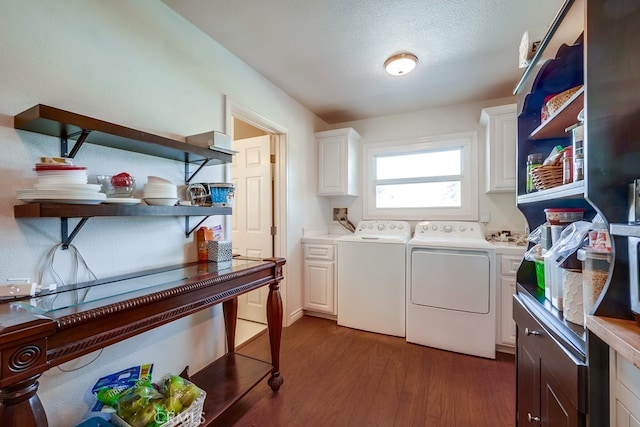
[545, 221, 592, 267]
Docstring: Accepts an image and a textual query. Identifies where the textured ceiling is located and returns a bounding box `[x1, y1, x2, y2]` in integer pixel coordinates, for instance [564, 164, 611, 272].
[162, 0, 564, 124]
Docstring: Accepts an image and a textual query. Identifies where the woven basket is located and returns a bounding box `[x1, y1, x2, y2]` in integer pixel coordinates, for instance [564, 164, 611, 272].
[546, 85, 582, 116]
[530, 164, 563, 190]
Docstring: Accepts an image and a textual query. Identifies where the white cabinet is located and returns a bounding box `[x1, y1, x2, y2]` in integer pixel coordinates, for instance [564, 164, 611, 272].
[480, 104, 517, 193]
[497, 253, 522, 349]
[611, 349, 640, 426]
[303, 243, 337, 315]
[316, 128, 361, 196]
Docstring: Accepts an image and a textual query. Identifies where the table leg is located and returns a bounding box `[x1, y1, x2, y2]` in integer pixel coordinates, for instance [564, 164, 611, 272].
[223, 297, 238, 353]
[0, 374, 48, 426]
[266, 280, 283, 392]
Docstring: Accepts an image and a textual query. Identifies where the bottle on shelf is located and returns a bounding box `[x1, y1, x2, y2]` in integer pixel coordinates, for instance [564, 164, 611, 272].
[563, 146, 574, 184]
[526, 153, 544, 192]
[572, 124, 584, 182]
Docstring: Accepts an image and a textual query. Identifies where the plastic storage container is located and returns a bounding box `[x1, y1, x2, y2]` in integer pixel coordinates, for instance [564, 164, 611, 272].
[534, 258, 545, 291]
[210, 183, 235, 207]
[578, 248, 612, 317]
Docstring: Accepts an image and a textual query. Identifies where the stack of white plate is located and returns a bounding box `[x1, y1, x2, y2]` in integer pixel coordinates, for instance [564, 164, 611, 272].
[16, 163, 107, 204]
[143, 177, 178, 206]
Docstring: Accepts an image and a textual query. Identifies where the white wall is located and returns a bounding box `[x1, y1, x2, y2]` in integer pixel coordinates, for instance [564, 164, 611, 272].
[0, 1, 326, 425]
[327, 97, 527, 235]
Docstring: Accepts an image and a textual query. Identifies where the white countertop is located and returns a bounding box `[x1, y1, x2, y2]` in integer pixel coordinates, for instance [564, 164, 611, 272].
[489, 241, 527, 256]
[301, 234, 347, 245]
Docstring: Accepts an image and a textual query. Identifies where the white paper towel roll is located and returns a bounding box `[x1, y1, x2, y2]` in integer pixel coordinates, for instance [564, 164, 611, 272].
[519, 29, 545, 68]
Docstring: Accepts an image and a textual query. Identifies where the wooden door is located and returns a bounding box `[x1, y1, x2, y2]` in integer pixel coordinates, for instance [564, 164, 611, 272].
[231, 135, 273, 323]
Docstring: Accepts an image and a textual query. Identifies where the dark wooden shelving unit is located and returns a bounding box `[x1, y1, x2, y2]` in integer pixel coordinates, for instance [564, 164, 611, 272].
[13, 202, 232, 218]
[514, 0, 640, 425]
[12, 104, 237, 247]
[14, 104, 234, 166]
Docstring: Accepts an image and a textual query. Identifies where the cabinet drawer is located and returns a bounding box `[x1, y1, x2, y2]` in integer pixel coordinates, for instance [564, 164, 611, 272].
[514, 295, 587, 412]
[501, 255, 522, 275]
[304, 244, 335, 261]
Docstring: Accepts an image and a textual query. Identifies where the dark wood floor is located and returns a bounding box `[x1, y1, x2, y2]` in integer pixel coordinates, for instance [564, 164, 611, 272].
[213, 316, 515, 427]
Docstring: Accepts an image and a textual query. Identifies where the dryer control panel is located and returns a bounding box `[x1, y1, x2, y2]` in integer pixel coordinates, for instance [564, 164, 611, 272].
[413, 221, 484, 240]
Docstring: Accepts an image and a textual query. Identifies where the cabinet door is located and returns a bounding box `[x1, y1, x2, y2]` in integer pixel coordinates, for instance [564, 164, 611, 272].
[612, 349, 640, 427]
[480, 104, 517, 193]
[499, 276, 517, 346]
[303, 259, 335, 314]
[316, 128, 360, 196]
[517, 334, 541, 426]
[540, 359, 583, 427]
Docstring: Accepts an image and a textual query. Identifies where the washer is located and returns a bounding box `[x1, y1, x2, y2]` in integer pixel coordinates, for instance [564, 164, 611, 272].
[337, 220, 411, 337]
[407, 221, 497, 358]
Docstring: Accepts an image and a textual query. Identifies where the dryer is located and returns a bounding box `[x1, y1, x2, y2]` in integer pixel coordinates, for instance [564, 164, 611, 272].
[406, 221, 497, 358]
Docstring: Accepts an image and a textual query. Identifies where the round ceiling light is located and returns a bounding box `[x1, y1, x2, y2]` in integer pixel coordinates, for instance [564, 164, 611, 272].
[384, 53, 418, 76]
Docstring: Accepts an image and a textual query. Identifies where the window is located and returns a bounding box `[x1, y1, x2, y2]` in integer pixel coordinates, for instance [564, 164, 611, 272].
[363, 131, 478, 220]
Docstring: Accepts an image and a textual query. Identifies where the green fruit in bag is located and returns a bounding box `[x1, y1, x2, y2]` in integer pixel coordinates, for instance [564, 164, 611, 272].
[179, 383, 200, 408]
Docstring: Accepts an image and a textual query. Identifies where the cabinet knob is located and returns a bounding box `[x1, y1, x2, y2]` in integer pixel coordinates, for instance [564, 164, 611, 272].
[525, 327, 540, 336]
[527, 413, 541, 422]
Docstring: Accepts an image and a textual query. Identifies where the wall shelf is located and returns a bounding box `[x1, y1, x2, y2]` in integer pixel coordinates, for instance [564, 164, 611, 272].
[14, 104, 234, 163]
[529, 88, 584, 140]
[13, 104, 236, 247]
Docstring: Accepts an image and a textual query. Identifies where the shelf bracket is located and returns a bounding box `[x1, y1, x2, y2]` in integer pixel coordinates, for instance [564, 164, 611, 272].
[61, 129, 92, 158]
[184, 159, 213, 184]
[185, 216, 210, 238]
[61, 217, 90, 249]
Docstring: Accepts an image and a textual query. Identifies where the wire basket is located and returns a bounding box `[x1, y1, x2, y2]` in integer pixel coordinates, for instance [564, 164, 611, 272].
[111, 385, 205, 427]
[530, 164, 563, 190]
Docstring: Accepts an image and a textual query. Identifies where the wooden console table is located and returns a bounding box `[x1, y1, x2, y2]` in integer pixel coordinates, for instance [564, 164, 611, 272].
[0, 256, 286, 426]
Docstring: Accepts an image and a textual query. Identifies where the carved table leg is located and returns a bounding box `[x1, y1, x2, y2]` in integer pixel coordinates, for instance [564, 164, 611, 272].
[266, 280, 284, 392]
[0, 374, 48, 426]
[223, 297, 238, 353]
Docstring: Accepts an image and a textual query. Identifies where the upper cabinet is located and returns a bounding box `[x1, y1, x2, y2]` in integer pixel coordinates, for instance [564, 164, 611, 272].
[316, 128, 361, 196]
[480, 104, 517, 193]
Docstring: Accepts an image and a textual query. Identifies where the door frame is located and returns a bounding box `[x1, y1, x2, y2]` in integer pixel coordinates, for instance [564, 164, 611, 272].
[224, 96, 290, 326]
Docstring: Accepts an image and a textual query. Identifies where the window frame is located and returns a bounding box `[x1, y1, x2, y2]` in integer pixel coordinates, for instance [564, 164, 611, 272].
[362, 131, 479, 221]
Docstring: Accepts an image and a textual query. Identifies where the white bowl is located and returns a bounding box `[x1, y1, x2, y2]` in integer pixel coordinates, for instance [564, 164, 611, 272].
[147, 176, 174, 185]
[144, 197, 178, 206]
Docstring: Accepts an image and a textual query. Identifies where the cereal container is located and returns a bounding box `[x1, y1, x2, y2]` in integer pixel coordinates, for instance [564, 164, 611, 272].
[577, 248, 612, 317]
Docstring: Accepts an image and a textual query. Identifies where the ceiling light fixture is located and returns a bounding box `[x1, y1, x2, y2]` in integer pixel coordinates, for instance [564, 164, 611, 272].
[384, 52, 418, 76]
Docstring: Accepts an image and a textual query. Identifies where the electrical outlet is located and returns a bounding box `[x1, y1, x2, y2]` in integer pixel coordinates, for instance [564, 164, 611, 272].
[333, 207, 348, 221]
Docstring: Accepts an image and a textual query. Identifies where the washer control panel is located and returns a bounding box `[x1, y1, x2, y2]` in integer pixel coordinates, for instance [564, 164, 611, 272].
[414, 221, 484, 239]
[354, 221, 411, 238]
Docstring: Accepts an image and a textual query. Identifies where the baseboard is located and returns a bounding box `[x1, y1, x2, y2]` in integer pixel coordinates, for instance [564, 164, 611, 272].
[288, 308, 304, 325]
[302, 310, 337, 321]
[496, 344, 516, 355]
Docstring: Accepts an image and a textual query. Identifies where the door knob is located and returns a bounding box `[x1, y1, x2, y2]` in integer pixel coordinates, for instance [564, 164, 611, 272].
[525, 327, 540, 336]
[527, 413, 541, 422]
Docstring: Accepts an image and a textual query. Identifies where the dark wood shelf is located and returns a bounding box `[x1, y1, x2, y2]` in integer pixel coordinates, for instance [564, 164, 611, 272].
[14, 104, 234, 164]
[529, 88, 584, 140]
[13, 202, 231, 218]
[516, 282, 587, 360]
[191, 353, 273, 424]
